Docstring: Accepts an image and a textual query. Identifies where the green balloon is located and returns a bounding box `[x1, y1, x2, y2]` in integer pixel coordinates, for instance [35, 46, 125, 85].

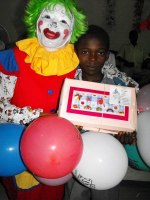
[124, 144, 150, 172]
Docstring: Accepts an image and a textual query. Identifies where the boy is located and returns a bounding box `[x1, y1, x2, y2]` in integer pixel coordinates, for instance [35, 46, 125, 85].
[63, 25, 138, 200]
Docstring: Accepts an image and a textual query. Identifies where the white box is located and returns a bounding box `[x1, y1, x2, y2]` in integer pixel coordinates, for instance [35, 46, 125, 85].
[58, 78, 137, 133]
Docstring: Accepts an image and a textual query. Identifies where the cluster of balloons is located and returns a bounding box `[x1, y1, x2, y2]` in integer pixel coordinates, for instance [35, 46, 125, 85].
[0, 116, 83, 186]
[0, 115, 129, 190]
[127, 84, 150, 171]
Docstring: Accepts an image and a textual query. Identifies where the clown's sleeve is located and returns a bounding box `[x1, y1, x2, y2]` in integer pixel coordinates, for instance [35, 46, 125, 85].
[0, 50, 42, 124]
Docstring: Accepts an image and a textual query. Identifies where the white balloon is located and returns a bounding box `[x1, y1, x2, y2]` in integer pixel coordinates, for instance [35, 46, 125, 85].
[73, 132, 128, 190]
[137, 111, 150, 167]
[137, 84, 150, 112]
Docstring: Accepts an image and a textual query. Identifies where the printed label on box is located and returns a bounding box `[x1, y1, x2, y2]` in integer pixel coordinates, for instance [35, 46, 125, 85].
[109, 86, 131, 106]
[67, 87, 129, 121]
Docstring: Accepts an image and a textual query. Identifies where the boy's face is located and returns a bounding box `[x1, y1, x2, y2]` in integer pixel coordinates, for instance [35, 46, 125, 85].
[76, 37, 109, 76]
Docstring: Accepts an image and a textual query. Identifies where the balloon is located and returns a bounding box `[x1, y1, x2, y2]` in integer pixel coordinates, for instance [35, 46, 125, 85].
[0, 123, 26, 176]
[20, 116, 83, 178]
[137, 112, 150, 167]
[124, 144, 150, 171]
[137, 84, 150, 112]
[35, 173, 73, 186]
[73, 132, 128, 190]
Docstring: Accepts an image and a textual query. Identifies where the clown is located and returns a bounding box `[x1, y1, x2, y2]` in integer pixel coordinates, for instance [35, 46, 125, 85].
[0, 0, 87, 199]
[0, 0, 87, 123]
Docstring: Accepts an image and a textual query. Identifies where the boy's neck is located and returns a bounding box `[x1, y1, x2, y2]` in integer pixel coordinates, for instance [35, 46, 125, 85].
[82, 73, 104, 83]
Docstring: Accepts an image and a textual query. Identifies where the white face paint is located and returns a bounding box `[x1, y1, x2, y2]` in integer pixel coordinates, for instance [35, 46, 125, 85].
[36, 4, 74, 51]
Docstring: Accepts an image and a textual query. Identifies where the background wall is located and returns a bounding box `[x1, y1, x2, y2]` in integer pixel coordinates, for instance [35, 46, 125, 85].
[79, 0, 150, 56]
[0, 0, 149, 56]
[0, 0, 28, 44]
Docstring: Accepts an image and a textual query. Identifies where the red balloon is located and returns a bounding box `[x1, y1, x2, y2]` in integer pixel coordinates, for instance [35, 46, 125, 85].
[20, 116, 83, 178]
[34, 173, 73, 186]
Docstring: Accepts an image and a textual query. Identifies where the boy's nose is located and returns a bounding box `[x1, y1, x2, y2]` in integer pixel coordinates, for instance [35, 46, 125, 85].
[89, 53, 97, 61]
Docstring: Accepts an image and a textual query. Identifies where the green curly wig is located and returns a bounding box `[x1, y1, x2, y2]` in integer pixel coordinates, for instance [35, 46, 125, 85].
[24, 0, 88, 43]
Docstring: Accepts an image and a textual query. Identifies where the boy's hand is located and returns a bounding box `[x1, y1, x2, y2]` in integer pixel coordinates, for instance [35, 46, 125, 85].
[40, 112, 58, 117]
[114, 131, 137, 145]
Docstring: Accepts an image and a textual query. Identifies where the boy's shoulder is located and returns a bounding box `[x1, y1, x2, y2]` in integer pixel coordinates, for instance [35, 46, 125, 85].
[103, 62, 139, 91]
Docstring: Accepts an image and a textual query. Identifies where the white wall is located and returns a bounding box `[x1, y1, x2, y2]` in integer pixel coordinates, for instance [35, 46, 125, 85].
[0, 0, 149, 55]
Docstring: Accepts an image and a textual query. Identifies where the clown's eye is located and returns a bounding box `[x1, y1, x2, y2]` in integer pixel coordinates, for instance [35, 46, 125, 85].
[61, 20, 67, 24]
[44, 15, 51, 19]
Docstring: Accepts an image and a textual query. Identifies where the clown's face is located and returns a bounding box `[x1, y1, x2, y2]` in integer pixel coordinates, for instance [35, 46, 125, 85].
[36, 4, 74, 51]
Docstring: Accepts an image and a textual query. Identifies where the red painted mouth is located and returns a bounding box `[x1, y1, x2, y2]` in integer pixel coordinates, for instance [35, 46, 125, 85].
[43, 28, 60, 39]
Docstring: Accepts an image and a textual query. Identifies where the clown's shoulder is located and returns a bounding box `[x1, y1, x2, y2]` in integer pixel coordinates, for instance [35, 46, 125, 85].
[0, 46, 24, 76]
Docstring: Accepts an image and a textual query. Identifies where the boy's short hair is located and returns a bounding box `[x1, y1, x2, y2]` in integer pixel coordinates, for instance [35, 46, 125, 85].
[75, 24, 110, 51]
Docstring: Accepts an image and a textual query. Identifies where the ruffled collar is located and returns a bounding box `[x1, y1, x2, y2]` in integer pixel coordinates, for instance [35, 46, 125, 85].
[16, 38, 79, 76]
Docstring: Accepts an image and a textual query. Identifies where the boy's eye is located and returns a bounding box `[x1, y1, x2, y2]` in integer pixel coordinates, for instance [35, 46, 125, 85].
[82, 50, 89, 54]
[97, 50, 106, 56]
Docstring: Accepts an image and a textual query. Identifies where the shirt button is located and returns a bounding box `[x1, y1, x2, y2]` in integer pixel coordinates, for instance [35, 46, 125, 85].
[50, 108, 56, 113]
[48, 89, 53, 95]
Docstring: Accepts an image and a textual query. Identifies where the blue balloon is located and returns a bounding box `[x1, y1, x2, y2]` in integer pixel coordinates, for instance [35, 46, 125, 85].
[124, 144, 150, 172]
[0, 123, 27, 176]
